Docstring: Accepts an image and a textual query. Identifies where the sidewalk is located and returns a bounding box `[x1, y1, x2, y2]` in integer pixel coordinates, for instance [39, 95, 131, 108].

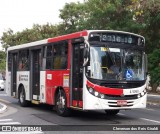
[147, 93, 160, 106]
[0, 102, 7, 113]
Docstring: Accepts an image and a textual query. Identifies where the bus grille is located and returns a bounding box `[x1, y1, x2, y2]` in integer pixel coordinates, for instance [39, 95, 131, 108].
[104, 94, 138, 100]
[100, 82, 143, 89]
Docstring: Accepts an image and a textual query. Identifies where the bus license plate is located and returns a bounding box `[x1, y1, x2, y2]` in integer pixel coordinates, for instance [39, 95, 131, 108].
[117, 100, 127, 106]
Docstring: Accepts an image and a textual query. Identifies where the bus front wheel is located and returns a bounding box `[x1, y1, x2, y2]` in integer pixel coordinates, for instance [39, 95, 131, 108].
[55, 89, 70, 117]
[105, 110, 120, 116]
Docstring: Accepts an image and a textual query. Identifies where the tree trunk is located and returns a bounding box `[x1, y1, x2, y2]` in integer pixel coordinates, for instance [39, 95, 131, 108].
[151, 83, 158, 93]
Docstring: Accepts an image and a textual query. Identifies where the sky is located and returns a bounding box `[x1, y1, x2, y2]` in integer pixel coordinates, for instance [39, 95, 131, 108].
[0, 0, 84, 50]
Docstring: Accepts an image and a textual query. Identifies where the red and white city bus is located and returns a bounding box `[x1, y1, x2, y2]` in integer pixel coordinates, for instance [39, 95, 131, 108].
[6, 30, 147, 116]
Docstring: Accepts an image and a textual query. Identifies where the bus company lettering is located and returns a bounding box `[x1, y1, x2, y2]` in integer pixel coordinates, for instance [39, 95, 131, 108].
[19, 75, 28, 81]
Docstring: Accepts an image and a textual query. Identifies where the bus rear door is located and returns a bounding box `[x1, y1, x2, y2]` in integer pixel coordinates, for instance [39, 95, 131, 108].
[11, 53, 18, 97]
[31, 49, 41, 103]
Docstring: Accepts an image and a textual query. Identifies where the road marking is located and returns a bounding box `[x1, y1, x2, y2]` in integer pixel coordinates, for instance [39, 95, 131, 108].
[140, 118, 160, 124]
[0, 94, 8, 96]
[118, 113, 125, 116]
[0, 98, 10, 104]
[0, 119, 12, 122]
[146, 108, 155, 111]
[0, 122, 21, 125]
[0, 118, 21, 125]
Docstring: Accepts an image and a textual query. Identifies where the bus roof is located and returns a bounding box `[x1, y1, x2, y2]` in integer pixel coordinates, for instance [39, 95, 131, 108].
[7, 30, 144, 51]
[7, 30, 88, 51]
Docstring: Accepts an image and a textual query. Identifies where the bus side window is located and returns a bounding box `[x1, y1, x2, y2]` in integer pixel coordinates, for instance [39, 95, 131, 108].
[42, 46, 47, 70]
[18, 50, 29, 71]
[8, 53, 12, 71]
[53, 41, 68, 70]
[46, 45, 52, 70]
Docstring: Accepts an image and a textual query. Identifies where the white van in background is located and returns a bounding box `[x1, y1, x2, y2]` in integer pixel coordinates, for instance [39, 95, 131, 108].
[0, 74, 5, 91]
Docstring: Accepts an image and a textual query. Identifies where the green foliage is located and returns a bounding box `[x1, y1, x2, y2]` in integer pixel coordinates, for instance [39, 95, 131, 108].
[59, 2, 88, 34]
[148, 49, 160, 88]
[131, 0, 160, 52]
[0, 51, 6, 71]
[1, 24, 59, 51]
[0, 24, 60, 71]
[85, 0, 141, 32]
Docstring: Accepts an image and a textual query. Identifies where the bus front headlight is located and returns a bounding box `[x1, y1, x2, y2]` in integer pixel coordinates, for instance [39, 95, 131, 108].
[137, 89, 147, 98]
[86, 85, 105, 99]
[89, 87, 94, 93]
[94, 91, 99, 96]
[100, 94, 105, 99]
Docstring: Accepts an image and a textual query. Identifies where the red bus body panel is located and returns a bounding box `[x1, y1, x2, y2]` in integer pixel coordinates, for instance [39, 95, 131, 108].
[48, 31, 88, 43]
[46, 70, 70, 105]
[87, 80, 123, 96]
[45, 30, 88, 107]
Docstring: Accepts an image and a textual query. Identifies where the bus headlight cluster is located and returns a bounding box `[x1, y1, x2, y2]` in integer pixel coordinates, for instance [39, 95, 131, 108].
[89, 87, 94, 93]
[137, 89, 147, 98]
[87, 86, 105, 99]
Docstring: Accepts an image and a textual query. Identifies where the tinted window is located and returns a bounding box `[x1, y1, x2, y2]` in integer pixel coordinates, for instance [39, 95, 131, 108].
[46, 45, 52, 70]
[18, 50, 29, 71]
[45, 41, 68, 70]
[8, 53, 12, 71]
[53, 41, 68, 69]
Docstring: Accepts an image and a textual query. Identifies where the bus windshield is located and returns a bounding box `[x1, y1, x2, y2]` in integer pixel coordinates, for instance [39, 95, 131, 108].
[88, 45, 145, 81]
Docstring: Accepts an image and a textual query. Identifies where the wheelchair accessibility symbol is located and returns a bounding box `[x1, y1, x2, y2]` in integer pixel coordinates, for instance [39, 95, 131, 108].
[126, 69, 133, 80]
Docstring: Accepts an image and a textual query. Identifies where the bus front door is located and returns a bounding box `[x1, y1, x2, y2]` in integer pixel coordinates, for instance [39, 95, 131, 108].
[71, 42, 84, 108]
[31, 49, 41, 101]
[11, 53, 18, 97]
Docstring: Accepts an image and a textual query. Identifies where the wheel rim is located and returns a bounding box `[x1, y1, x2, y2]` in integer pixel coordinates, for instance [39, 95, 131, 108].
[57, 92, 66, 113]
[20, 91, 24, 103]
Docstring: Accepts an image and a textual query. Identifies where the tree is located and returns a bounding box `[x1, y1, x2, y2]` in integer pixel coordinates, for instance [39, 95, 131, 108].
[131, 0, 160, 90]
[148, 49, 160, 92]
[1, 29, 16, 51]
[0, 23, 60, 72]
[59, 2, 88, 34]
[0, 51, 6, 71]
[130, 0, 160, 53]
[84, 0, 143, 32]
[1, 23, 59, 51]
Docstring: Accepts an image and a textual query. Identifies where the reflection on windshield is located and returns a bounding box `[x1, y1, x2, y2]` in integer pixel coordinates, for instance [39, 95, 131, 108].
[123, 49, 144, 80]
[87, 46, 145, 81]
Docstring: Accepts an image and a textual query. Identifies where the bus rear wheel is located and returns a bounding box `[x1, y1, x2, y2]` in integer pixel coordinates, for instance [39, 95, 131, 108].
[55, 89, 70, 117]
[105, 110, 120, 116]
[19, 86, 29, 107]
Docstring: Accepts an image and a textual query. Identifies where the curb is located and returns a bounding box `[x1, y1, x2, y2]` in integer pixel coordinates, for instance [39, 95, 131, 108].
[0, 102, 7, 114]
[148, 94, 160, 97]
[147, 101, 160, 107]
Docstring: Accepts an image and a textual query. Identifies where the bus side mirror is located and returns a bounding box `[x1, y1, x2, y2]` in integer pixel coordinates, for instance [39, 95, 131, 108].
[83, 41, 90, 67]
[84, 47, 88, 59]
[83, 47, 89, 67]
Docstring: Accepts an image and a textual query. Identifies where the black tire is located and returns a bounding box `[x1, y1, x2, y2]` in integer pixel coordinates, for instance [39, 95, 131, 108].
[105, 110, 120, 116]
[55, 89, 70, 117]
[19, 86, 29, 107]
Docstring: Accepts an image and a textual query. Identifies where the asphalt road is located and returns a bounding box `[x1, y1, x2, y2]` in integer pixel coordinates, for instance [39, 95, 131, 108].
[0, 89, 160, 134]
